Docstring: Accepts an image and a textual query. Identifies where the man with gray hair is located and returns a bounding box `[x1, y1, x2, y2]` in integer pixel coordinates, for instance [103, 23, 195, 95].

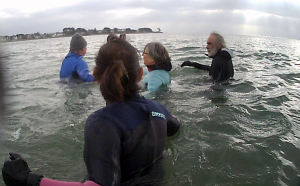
[181, 32, 234, 82]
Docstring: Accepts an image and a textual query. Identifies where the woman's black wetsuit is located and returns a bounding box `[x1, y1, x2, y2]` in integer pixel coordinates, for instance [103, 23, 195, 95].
[83, 94, 181, 186]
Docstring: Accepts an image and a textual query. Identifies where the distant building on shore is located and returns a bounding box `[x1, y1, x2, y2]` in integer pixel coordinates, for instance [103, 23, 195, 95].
[0, 27, 162, 42]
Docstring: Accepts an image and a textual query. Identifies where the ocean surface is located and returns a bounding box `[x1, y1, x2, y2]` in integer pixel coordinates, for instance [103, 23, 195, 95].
[0, 33, 300, 186]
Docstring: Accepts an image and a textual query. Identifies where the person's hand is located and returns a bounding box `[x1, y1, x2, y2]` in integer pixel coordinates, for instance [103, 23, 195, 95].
[181, 61, 193, 67]
[2, 152, 43, 186]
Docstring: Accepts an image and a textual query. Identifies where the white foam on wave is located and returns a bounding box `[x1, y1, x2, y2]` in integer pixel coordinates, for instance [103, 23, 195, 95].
[12, 128, 21, 140]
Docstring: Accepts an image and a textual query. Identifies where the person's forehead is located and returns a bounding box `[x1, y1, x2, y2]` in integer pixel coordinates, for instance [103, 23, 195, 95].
[207, 35, 216, 43]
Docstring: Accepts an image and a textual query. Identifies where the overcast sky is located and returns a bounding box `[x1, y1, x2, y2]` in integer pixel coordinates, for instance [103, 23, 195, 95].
[0, 0, 299, 40]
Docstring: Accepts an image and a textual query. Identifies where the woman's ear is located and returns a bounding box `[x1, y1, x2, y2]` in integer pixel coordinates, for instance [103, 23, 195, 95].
[137, 67, 144, 82]
[151, 58, 155, 64]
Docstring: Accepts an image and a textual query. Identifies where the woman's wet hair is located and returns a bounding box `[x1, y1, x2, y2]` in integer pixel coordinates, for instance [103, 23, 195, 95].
[94, 34, 141, 103]
[107, 33, 118, 42]
[144, 42, 171, 71]
[120, 33, 126, 40]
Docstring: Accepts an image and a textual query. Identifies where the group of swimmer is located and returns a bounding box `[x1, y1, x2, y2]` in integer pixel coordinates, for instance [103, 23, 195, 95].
[60, 31, 234, 90]
[2, 32, 234, 186]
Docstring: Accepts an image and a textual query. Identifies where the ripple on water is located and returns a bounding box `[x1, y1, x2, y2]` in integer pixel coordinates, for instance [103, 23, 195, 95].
[177, 46, 201, 51]
[262, 94, 290, 107]
[229, 80, 256, 93]
[257, 82, 279, 92]
[235, 107, 291, 139]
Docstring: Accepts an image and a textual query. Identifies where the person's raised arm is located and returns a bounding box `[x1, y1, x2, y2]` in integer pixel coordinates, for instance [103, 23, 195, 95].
[181, 61, 211, 71]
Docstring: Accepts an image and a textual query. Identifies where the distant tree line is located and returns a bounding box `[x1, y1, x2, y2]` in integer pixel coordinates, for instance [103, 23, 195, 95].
[62, 27, 159, 35]
[1, 27, 162, 42]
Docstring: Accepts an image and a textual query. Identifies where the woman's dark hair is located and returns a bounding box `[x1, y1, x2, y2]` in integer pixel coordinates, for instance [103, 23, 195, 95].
[94, 34, 141, 103]
[144, 42, 171, 71]
[107, 33, 118, 42]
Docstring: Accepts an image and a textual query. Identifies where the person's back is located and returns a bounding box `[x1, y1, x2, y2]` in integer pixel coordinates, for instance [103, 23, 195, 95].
[84, 94, 177, 185]
[59, 34, 94, 82]
[60, 52, 93, 81]
[142, 69, 171, 91]
[84, 34, 181, 186]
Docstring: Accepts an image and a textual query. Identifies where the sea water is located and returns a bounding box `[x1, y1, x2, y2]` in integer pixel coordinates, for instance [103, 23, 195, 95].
[0, 33, 300, 186]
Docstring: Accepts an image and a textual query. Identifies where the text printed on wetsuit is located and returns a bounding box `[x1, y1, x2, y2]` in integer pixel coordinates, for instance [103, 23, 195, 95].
[151, 111, 166, 119]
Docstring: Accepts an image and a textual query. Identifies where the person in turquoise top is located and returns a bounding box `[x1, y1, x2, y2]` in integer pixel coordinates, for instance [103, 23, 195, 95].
[142, 42, 172, 91]
[60, 34, 94, 82]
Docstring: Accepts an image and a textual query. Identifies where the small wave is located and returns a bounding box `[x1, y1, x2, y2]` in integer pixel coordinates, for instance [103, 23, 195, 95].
[229, 81, 256, 93]
[177, 46, 201, 51]
[12, 128, 21, 140]
[263, 95, 290, 107]
[236, 54, 253, 58]
[178, 56, 208, 62]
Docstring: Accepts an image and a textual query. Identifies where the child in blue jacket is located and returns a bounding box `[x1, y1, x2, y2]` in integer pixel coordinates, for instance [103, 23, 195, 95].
[60, 34, 94, 82]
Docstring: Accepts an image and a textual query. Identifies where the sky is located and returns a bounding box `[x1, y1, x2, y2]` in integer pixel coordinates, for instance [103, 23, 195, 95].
[0, 0, 300, 40]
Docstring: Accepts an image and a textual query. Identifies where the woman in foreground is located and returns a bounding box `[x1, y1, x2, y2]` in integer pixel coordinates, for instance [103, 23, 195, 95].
[2, 35, 181, 186]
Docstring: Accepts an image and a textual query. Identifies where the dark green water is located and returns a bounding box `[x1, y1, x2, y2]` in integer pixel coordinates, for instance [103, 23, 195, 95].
[1, 34, 300, 186]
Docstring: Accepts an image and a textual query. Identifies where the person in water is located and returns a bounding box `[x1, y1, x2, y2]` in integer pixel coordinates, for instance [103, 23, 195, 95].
[181, 32, 234, 82]
[2, 34, 181, 186]
[60, 33, 94, 82]
[142, 42, 172, 91]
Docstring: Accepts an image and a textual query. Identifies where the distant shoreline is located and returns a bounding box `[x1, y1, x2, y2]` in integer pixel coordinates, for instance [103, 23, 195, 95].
[0, 32, 163, 44]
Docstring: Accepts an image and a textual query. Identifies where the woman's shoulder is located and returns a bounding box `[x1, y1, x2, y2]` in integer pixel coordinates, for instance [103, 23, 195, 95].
[147, 70, 170, 80]
[85, 107, 124, 134]
[144, 98, 169, 114]
[153, 69, 170, 75]
[86, 108, 111, 125]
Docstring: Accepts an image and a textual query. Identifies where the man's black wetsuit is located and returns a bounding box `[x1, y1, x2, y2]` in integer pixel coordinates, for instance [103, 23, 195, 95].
[181, 48, 234, 82]
[83, 94, 181, 186]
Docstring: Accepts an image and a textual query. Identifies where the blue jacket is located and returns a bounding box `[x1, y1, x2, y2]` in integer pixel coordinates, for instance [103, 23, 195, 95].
[142, 70, 171, 92]
[84, 94, 181, 186]
[60, 52, 94, 82]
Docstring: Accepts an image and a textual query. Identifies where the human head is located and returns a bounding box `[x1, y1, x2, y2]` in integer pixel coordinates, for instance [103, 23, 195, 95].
[120, 33, 126, 40]
[69, 33, 87, 56]
[107, 33, 118, 42]
[142, 42, 172, 71]
[93, 34, 143, 103]
[107, 33, 126, 42]
[206, 32, 227, 57]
